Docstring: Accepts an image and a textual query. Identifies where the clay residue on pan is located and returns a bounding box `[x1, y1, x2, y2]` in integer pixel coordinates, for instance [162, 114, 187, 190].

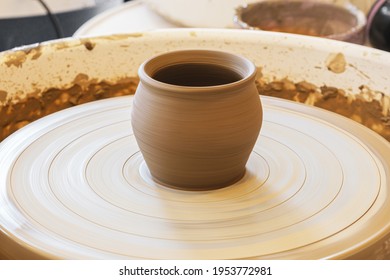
[53, 39, 95, 51]
[103, 33, 144, 40]
[2, 45, 43, 68]
[81, 39, 96, 51]
[257, 78, 390, 141]
[115, 77, 139, 84]
[349, 63, 370, 79]
[24, 45, 43, 60]
[3, 51, 27, 68]
[125, 33, 144, 38]
[0, 91, 7, 103]
[73, 73, 98, 91]
[54, 42, 72, 51]
[358, 85, 390, 117]
[0, 76, 138, 141]
[326, 52, 346, 73]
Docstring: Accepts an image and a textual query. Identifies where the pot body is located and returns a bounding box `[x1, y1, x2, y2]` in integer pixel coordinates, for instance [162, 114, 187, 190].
[131, 50, 262, 190]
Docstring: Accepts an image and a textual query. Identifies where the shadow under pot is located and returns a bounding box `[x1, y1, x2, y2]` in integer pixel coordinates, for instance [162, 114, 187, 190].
[131, 50, 263, 191]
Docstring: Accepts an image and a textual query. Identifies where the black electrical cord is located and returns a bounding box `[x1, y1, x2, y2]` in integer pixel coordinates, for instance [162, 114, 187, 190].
[36, 0, 65, 38]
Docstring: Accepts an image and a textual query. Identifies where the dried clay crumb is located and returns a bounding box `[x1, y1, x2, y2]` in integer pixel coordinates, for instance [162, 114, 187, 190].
[326, 53, 347, 74]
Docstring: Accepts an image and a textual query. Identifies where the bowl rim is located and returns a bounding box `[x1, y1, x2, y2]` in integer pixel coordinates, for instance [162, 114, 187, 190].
[234, 1, 367, 42]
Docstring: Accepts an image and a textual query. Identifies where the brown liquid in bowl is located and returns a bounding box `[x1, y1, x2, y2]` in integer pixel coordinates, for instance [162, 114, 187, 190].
[262, 26, 323, 37]
[237, 1, 359, 39]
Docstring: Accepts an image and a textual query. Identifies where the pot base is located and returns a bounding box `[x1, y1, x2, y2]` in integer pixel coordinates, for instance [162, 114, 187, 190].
[147, 168, 247, 191]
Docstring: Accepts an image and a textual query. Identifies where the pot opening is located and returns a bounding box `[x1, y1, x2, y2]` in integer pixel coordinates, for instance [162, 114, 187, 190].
[152, 63, 243, 87]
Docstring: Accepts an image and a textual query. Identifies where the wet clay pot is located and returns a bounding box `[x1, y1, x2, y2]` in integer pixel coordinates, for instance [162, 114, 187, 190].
[131, 49, 262, 190]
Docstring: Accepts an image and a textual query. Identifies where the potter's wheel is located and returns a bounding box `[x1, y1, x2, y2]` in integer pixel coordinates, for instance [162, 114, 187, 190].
[1, 96, 390, 259]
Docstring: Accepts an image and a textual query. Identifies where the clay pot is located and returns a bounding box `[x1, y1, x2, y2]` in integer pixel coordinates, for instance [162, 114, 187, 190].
[131, 50, 262, 190]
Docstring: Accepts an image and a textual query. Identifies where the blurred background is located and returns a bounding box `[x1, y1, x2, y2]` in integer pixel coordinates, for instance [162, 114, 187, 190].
[0, 0, 388, 52]
[0, 0, 132, 51]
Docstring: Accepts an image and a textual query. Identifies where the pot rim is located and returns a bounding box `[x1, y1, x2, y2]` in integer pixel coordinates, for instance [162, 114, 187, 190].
[138, 49, 257, 93]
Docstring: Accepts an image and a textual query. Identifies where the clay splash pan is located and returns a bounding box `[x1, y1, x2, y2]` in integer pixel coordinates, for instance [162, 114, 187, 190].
[0, 29, 390, 259]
